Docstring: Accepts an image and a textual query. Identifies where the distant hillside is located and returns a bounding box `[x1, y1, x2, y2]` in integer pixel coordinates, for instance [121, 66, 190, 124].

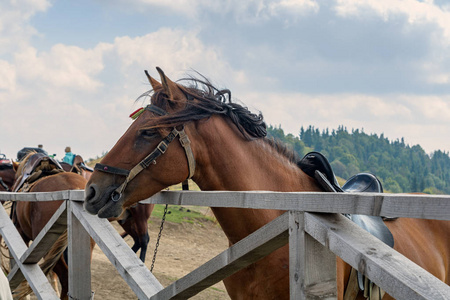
[87, 125, 450, 194]
[267, 125, 450, 194]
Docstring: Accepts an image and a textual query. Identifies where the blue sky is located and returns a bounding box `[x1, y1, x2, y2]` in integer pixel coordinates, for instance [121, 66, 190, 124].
[1, 0, 450, 161]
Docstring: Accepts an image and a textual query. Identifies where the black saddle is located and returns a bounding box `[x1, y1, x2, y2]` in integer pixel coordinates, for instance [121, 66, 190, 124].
[298, 152, 394, 292]
[298, 152, 384, 194]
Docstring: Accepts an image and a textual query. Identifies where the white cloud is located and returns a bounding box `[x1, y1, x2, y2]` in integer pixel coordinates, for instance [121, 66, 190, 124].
[117, 0, 320, 23]
[269, 0, 319, 16]
[0, 0, 51, 55]
[0, 26, 246, 159]
[335, 0, 450, 41]
[0, 60, 16, 93]
[14, 45, 106, 92]
[402, 95, 450, 122]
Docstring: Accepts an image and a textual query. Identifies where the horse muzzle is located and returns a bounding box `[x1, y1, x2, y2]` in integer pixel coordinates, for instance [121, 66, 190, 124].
[84, 183, 124, 218]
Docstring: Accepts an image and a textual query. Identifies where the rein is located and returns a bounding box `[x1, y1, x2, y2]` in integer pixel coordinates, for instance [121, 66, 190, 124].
[94, 105, 196, 202]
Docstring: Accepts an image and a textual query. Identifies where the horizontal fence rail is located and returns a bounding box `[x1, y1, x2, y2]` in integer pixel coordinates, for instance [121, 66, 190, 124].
[1, 190, 449, 300]
[142, 190, 450, 220]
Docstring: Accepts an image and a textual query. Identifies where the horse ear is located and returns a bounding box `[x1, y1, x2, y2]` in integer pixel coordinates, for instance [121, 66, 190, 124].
[156, 67, 186, 106]
[145, 70, 162, 91]
[12, 161, 19, 171]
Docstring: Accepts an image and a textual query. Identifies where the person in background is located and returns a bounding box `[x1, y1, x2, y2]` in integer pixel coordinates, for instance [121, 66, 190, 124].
[37, 144, 56, 158]
[62, 146, 75, 165]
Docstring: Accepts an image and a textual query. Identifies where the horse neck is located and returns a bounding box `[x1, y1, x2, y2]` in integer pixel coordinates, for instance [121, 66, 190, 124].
[191, 116, 321, 243]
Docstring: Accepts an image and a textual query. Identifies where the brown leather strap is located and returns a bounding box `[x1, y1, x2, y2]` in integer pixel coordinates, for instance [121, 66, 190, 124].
[177, 128, 195, 179]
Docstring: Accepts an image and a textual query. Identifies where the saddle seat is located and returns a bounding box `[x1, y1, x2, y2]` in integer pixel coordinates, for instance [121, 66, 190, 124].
[341, 173, 383, 193]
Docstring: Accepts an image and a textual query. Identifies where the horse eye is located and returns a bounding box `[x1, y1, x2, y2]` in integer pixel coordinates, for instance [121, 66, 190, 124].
[138, 129, 158, 140]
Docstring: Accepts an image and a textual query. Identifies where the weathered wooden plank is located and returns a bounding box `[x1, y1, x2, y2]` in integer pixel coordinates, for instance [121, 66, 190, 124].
[8, 201, 67, 288]
[68, 200, 93, 300]
[0, 191, 69, 202]
[289, 211, 336, 300]
[151, 212, 290, 300]
[70, 201, 163, 299]
[142, 191, 450, 220]
[0, 204, 59, 299]
[68, 189, 85, 201]
[3, 190, 450, 220]
[304, 213, 450, 300]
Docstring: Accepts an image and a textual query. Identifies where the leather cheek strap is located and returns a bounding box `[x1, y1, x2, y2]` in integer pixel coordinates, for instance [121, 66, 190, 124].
[177, 128, 195, 179]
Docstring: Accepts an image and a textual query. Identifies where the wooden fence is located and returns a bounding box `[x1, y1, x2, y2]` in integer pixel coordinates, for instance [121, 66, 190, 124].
[0, 190, 449, 299]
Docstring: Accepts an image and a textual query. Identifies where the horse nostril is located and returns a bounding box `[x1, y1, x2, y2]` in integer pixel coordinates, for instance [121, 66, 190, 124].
[85, 184, 97, 202]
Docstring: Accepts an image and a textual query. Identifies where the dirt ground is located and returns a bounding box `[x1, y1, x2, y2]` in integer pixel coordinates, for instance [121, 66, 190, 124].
[90, 207, 231, 299]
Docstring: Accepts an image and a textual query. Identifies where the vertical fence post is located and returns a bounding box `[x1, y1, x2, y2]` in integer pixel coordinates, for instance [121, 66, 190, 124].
[289, 211, 337, 300]
[68, 200, 93, 299]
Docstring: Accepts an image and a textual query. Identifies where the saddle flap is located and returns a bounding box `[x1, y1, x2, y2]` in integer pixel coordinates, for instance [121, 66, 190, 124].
[298, 152, 343, 192]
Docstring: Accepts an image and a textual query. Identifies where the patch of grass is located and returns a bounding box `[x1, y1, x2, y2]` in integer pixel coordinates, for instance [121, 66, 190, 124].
[209, 286, 227, 293]
[150, 204, 215, 225]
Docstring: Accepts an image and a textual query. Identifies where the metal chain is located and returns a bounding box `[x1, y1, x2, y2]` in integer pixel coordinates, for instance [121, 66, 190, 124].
[150, 204, 168, 272]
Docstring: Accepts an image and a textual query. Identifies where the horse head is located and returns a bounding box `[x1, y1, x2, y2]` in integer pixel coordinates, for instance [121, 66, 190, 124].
[85, 68, 200, 218]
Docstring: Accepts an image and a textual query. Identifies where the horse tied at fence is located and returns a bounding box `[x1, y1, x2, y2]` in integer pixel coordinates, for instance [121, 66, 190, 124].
[84, 67, 450, 299]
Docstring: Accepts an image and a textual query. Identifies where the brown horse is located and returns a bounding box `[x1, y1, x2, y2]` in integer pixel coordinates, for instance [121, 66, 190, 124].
[62, 154, 154, 261]
[84, 68, 450, 299]
[11, 152, 91, 299]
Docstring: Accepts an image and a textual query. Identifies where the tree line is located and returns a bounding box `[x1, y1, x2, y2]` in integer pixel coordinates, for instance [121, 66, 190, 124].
[267, 125, 450, 194]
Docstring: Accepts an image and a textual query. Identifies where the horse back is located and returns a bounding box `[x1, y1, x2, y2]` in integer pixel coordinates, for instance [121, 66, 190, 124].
[30, 172, 87, 192]
[17, 172, 87, 240]
[386, 218, 450, 284]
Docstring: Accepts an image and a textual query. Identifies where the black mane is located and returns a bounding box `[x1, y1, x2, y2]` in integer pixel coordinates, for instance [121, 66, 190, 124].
[141, 75, 266, 140]
[140, 73, 298, 164]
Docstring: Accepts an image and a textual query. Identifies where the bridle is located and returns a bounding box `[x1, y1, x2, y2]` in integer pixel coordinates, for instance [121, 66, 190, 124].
[94, 104, 196, 202]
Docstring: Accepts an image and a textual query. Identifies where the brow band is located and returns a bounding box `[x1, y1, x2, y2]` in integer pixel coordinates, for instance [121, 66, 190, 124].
[145, 105, 168, 116]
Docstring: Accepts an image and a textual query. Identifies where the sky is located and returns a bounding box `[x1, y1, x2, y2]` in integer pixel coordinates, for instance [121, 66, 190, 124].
[1, 0, 450, 161]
